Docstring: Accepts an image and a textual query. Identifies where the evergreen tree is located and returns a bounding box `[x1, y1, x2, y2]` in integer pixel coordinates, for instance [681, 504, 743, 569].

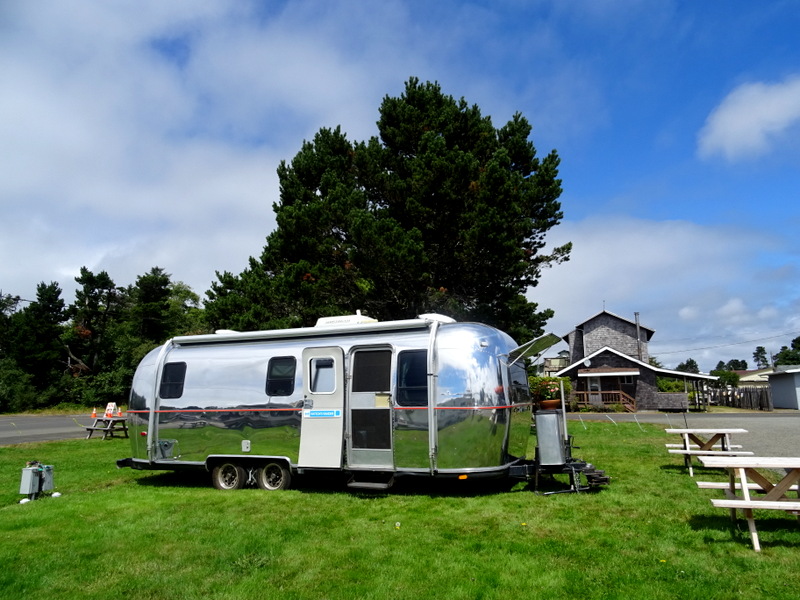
[129, 267, 173, 344]
[0, 293, 38, 412]
[774, 337, 800, 366]
[676, 358, 700, 374]
[64, 267, 124, 375]
[3, 282, 67, 405]
[0, 292, 22, 358]
[207, 78, 570, 342]
[1, 270, 205, 412]
[752, 346, 770, 369]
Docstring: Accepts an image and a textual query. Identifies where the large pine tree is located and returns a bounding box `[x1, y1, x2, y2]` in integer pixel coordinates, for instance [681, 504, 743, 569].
[206, 78, 570, 342]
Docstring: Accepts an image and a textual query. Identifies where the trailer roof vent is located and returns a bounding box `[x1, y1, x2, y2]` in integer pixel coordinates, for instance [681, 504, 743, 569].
[315, 311, 378, 328]
[215, 329, 239, 334]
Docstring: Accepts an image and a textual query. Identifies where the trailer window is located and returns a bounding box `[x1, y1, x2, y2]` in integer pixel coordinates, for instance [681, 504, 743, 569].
[508, 362, 530, 405]
[310, 357, 336, 393]
[266, 356, 296, 396]
[352, 350, 391, 392]
[160, 362, 187, 399]
[396, 350, 427, 407]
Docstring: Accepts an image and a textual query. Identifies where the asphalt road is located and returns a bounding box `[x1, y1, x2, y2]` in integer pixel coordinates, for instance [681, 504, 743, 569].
[568, 411, 800, 458]
[3, 411, 799, 457]
[0, 414, 95, 445]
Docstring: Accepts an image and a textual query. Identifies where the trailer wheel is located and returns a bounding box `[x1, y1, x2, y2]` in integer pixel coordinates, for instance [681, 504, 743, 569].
[257, 462, 291, 491]
[211, 462, 246, 490]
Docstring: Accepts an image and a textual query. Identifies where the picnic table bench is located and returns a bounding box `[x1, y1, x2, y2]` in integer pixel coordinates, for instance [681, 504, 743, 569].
[85, 416, 128, 440]
[697, 455, 800, 552]
[696, 481, 799, 492]
[665, 443, 743, 449]
[665, 428, 750, 476]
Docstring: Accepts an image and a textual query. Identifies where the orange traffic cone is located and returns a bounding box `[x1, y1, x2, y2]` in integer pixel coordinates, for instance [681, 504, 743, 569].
[117, 407, 123, 417]
[91, 407, 97, 418]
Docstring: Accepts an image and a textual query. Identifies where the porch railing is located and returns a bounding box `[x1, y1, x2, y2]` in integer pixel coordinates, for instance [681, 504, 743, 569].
[571, 390, 636, 412]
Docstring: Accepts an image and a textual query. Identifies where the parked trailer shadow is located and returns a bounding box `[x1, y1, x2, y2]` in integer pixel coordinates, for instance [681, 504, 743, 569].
[130, 467, 603, 498]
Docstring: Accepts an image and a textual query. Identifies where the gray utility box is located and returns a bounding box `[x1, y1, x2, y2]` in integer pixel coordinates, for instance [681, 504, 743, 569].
[20, 465, 54, 496]
[534, 410, 567, 466]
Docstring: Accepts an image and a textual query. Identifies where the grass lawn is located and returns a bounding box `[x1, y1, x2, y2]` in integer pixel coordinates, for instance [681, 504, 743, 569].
[2, 421, 800, 599]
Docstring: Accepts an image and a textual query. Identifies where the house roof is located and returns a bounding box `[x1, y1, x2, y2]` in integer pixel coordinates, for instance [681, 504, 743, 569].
[766, 365, 800, 377]
[554, 346, 718, 381]
[732, 368, 773, 383]
[562, 310, 656, 342]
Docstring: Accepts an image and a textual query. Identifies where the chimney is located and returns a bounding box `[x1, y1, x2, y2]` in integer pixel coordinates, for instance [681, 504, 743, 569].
[635, 312, 643, 361]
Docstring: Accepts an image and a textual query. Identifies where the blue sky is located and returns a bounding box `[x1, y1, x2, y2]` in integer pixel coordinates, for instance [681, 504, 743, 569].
[1, 1, 799, 372]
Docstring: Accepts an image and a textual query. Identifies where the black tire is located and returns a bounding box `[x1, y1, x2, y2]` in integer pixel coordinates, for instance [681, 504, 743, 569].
[257, 462, 291, 491]
[211, 462, 246, 490]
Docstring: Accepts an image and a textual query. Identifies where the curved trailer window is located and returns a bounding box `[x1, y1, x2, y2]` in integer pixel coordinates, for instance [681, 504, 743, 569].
[159, 362, 187, 399]
[508, 362, 531, 405]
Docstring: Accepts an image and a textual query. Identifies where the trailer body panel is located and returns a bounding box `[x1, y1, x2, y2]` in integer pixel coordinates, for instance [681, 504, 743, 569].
[122, 315, 543, 485]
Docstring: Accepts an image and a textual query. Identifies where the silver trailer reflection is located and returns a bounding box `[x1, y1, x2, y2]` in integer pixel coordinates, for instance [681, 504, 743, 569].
[117, 313, 595, 491]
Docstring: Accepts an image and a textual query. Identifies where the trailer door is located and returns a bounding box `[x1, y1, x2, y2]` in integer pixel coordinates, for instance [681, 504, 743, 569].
[298, 347, 345, 468]
[347, 347, 394, 468]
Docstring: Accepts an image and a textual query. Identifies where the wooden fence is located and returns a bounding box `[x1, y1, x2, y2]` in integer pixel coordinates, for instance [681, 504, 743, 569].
[707, 386, 772, 411]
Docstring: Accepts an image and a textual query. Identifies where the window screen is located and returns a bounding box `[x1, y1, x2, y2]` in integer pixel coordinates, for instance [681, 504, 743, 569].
[396, 350, 427, 407]
[352, 350, 391, 392]
[160, 362, 187, 399]
[266, 356, 296, 396]
[351, 409, 392, 449]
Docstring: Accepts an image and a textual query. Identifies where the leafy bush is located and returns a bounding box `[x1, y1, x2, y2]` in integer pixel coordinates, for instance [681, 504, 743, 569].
[528, 376, 571, 400]
[0, 358, 38, 412]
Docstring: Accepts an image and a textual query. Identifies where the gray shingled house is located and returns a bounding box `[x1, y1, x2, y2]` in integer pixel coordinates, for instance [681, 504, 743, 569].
[555, 310, 716, 411]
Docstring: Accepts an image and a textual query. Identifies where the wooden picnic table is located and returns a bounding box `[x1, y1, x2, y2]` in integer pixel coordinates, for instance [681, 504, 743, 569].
[698, 455, 800, 552]
[665, 428, 751, 476]
[85, 416, 128, 440]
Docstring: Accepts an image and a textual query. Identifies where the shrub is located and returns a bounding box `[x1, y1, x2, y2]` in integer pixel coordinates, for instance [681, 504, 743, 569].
[528, 376, 571, 400]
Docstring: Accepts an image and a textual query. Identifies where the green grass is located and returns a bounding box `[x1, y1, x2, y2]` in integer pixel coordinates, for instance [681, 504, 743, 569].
[2, 422, 800, 599]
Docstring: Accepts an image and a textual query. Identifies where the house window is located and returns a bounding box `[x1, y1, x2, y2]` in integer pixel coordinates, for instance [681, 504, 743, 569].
[621, 375, 634, 385]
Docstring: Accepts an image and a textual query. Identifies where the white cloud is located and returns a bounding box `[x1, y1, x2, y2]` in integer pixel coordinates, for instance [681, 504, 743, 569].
[1, 0, 588, 304]
[716, 298, 748, 322]
[0, 2, 404, 301]
[697, 75, 800, 162]
[2, 1, 798, 377]
[530, 216, 796, 371]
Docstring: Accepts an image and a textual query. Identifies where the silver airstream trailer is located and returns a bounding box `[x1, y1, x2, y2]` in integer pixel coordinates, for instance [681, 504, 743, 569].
[117, 313, 607, 492]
